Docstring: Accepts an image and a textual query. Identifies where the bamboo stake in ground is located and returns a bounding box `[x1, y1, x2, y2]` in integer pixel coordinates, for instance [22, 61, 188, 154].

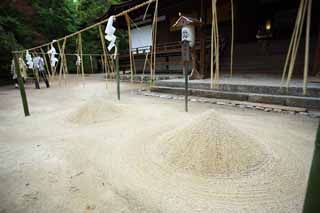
[303, 0, 312, 95]
[90, 55, 94, 73]
[281, 0, 305, 86]
[211, 0, 219, 88]
[286, 0, 307, 88]
[125, 13, 135, 82]
[213, 2, 220, 86]
[142, 51, 150, 82]
[101, 55, 105, 74]
[78, 33, 85, 83]
[14, 54, 30, 116]
[99, 25, 109, 83]
[40, 47, 51, 80]
[150, 0, 159, 83]
[230, 0, 234, 77]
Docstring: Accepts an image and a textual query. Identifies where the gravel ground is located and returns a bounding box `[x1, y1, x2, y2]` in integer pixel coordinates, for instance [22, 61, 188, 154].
[0, 79, 318, 212]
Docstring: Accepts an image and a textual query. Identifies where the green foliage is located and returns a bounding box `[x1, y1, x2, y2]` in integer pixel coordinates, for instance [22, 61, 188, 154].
[0, 0, 125, 78]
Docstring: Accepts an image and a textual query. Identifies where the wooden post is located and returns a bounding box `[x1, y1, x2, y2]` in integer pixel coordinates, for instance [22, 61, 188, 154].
[14, 54, 30, 117]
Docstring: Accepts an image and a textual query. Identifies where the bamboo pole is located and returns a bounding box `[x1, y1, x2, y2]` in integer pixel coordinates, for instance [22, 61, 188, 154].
[286, 0, 307, 88]
[101, 55, 105, 74]
[281, 0, 305, 86]
[14, 54, 30, 116]
[78, 33, 85, 82]
[213, 3, 220, 86]
[31, 52, 40, 84]
[150, 0, 159, 83]
[98, 25, 109, 81]
[40, 47, 51, 79]
[57, 41, 64, 82]
[125, 13, 135, 82]
[230, 0, 234, 77]
[303, 0, 312, 95]
[142, 51, 149, 82]
[90, 55, 94, 73]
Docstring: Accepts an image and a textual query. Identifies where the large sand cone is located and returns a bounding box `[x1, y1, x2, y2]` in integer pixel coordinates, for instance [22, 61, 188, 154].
[148, 110, 269, 177]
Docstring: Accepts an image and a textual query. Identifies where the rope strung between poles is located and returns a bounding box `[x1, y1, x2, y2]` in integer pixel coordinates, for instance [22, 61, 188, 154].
[13, 0, 157, 54]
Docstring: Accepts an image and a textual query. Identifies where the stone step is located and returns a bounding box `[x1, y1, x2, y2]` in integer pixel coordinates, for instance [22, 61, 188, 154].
[154, 80, 320, 98]
[150, 86, 320, 110]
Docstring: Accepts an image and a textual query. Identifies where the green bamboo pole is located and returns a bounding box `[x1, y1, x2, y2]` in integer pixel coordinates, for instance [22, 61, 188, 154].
[116, 47, 120, 101]
[303, 122, 320, 213]
[14, 54, 30, 116]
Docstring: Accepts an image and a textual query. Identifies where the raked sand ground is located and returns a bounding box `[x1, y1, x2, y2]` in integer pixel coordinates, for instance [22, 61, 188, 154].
[0, 78, 318, 213]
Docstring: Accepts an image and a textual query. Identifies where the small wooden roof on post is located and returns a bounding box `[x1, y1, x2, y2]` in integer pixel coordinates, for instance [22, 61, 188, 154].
[172, 14, 201, 29]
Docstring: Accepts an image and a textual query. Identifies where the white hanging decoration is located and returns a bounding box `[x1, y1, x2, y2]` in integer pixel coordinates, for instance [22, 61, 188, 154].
[47, 41, 59, 68]
[76, 54, 81, 66]
[105, 16, 118, 58]
[25, 50, 33, 69]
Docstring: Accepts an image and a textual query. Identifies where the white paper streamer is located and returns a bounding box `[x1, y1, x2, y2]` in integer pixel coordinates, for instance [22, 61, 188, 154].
[105, 16, 117, 52]
[25, 50, 33, 69]
[47, 42, 59, 68]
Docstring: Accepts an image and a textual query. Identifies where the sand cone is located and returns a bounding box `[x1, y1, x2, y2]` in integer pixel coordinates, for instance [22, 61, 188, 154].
[148, 110, 268, 177]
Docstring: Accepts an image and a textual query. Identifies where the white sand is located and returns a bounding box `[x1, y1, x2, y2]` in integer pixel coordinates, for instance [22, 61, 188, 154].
[0, 79, 318, 213]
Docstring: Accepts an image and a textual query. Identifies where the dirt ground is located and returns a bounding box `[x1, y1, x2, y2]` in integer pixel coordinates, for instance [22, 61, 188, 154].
[0, 78, 318, 213]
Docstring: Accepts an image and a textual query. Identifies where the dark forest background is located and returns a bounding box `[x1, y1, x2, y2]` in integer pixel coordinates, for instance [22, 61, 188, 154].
[0, 0, 123, 83]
